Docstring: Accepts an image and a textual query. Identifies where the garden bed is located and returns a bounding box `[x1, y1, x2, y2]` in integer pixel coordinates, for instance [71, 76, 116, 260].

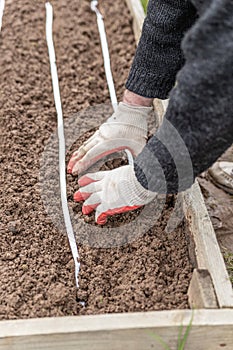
[0, 0, 192, 319]
[0, 0, 233, 348]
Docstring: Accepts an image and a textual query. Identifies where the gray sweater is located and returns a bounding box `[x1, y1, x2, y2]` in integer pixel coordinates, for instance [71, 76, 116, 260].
[126, 0, 233, 193]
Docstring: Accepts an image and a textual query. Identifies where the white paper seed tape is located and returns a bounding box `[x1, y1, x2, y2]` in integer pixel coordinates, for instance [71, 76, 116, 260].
[0, 0, 5, 31]
[90, 0, 133, 165]
[91, 0, 118, 112]
[45, 2, 80, 288]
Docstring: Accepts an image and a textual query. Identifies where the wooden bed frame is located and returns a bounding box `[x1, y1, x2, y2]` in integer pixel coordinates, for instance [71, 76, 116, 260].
[0, 1, 232, 349]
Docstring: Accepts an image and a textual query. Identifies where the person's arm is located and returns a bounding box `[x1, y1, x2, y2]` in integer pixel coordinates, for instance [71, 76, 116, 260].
[134, 0, 233, 193]
[76, 0, 233, 225]
[68, 0, 197, 175]
[126, 0, 197, 99]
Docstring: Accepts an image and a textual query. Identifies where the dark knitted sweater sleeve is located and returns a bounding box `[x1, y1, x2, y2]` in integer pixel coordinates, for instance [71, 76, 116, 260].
[125, 0, 197, 99]
[134, 0, 233, 194]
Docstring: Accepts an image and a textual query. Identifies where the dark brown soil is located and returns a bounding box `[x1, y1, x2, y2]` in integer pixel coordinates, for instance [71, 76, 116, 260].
[0, 0, 193, 320]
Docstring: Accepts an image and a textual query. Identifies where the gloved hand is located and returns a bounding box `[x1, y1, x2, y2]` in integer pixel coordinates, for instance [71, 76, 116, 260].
[74, 165, 156, 225]
[67, 102, 152, 175]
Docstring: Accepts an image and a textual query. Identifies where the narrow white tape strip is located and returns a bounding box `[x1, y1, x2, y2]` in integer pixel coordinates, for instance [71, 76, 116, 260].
[91, 1, 133, 165]
[45, 2, 80, 288]
[0, 0, 5, 31]
[91, 0, 118, 112]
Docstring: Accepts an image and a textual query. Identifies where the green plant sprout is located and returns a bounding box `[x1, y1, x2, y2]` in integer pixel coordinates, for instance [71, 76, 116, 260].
[223, 249, 233, 285]
[147, 311, 194, 350]
[141, 0, 149, 13]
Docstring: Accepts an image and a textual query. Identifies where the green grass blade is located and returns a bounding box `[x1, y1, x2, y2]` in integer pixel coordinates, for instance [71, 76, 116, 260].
[177, 312, 194, 350]
[147, 331, 171, 350]
[141, 0, 148, 13]
[177, 324, 184, 349]
[147, 311, 194, 350]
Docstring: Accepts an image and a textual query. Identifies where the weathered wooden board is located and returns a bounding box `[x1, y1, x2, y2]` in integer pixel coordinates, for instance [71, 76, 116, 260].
[0, 309, 233, 350]
[125, 0, 145, 43]
[188, 269, 218, 309]
[183, 182, 233, 307]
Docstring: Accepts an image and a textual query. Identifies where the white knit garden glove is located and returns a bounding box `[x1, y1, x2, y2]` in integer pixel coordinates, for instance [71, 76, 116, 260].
[74, 165, 156, 225]
[67, 102, 152, 175]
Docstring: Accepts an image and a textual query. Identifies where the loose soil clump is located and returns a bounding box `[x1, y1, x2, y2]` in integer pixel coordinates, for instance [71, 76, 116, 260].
[0, 0, 193, 320]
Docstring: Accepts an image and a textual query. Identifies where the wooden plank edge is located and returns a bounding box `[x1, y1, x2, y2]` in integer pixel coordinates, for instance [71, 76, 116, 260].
[183, 181, 233, 308]
[125, 0, 145, 43]
[188, 269, 218, 309]
[0, 310, 232, 350]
